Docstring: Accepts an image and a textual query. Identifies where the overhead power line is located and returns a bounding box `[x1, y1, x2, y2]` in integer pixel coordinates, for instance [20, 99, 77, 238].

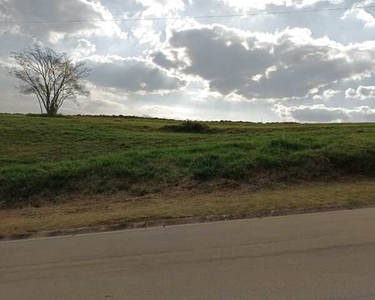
[0, 5, 374, 24]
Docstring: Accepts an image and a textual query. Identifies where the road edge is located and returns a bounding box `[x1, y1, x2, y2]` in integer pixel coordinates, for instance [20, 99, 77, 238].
[1, 203, 374, 241]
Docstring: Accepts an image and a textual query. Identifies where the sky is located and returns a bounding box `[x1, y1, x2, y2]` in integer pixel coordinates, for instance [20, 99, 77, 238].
[1, 0, 375, 122]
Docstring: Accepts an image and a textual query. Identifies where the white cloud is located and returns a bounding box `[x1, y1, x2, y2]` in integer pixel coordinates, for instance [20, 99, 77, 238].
[218, 0, 283, 11]
[273, 104, 375, 122]
[312, 89, 341, 100]
[193, 0, 344, 12]
[136, 104, 195, 119]
[342, 3, 375, 28]
[66, 86, 129, 115]
[345, 85, 375, 99]
[345, 9, 375, 26]
[72, 39, 97, 59]
[132, 21, 161, 46]
[134, 0, 185, 16]
[323, 89, 341, 99]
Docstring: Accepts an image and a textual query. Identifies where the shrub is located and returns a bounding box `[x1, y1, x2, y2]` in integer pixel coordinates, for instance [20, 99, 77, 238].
[161, 120, 211, 133]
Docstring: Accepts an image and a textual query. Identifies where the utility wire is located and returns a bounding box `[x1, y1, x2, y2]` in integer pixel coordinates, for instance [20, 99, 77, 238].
[0, 4, 374, 24]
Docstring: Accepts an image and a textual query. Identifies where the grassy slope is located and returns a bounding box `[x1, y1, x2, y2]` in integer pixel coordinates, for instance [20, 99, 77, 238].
[1, 114, 375, 206]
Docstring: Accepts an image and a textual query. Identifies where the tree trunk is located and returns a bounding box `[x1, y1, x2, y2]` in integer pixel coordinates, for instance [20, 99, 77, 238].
[46, 106, 57, 116]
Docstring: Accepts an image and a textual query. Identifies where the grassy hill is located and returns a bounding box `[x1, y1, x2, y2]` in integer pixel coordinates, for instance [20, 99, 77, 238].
[1, 114, 375, 207]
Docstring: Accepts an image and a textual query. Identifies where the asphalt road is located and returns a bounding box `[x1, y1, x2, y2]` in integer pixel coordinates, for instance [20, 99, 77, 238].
[1, 208, 375, 300]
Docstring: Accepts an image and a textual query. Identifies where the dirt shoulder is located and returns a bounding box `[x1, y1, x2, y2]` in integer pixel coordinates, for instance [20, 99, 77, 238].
[1, 178, 375, 239]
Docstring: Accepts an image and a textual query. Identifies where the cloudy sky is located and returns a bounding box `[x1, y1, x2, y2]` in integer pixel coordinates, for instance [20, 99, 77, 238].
[1, 0, 375, 122]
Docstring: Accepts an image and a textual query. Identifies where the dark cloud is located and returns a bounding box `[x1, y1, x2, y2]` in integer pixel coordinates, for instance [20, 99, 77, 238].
[156, 24, 375, 100]
[0, 0, 125, 41]
[150, 51, 184, 70]
[86, 55, 186, 93]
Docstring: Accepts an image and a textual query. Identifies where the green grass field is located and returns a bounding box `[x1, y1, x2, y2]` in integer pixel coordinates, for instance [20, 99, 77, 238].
[1, 114, 375, 207]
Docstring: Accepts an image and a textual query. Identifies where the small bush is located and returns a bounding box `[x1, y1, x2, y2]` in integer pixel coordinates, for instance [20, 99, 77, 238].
[161, 120, 211, 133]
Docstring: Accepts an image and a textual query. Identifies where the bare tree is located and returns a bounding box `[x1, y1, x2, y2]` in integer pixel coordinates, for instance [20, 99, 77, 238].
[8, 45, 90, 116]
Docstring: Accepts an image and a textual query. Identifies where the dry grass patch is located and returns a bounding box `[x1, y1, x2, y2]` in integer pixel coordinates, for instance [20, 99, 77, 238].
[1, 179, 375, 237]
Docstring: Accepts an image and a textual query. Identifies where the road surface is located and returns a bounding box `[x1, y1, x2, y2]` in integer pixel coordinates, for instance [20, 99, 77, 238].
[1, 208, 375, 300]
